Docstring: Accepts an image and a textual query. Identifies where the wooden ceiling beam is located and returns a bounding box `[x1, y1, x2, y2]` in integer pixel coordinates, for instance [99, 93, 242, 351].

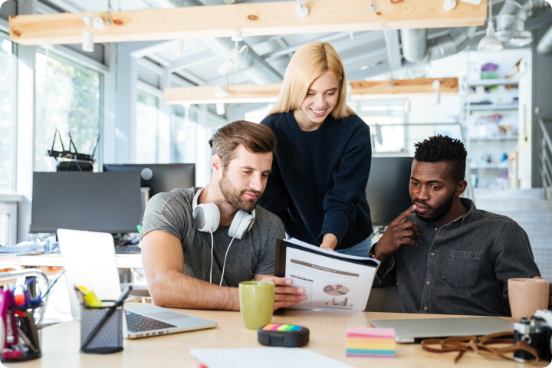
[10, 0, 486, 46]
[165, 78, 459, 105]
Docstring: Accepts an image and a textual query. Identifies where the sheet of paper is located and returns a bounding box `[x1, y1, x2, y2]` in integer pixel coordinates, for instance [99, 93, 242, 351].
[284, 239, 378, 312]
[189, 348, 355, 368]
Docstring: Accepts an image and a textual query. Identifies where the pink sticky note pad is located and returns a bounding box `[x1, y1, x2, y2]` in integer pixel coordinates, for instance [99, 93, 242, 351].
[346, 328, 396, 339]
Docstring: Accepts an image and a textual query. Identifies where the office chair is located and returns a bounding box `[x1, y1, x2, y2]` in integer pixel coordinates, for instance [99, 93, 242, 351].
[366, 284, 403, 313]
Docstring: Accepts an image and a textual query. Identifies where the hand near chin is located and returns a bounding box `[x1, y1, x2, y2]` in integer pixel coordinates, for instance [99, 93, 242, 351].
[374, 205, 420, 262]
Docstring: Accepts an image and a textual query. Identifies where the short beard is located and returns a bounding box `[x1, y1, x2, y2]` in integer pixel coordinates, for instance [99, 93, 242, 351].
[414, 191, 456, 223]
[218, 171, 260, 213]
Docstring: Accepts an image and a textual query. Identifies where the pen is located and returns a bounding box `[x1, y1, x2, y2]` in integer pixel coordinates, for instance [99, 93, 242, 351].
[40, 269, 65, 302]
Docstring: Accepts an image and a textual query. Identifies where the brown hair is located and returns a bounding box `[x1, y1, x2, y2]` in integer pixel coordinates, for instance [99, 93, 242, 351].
[208, 120, 277, 167]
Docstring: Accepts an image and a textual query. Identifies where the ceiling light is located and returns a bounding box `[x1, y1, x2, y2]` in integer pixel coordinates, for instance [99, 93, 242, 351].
[92, 16, 105, 29]
[216, 102, 225, 115]
[432, 79, 441, 105]
[495, 30, 533, 47]
[82, 13, 94, 53]
[174, 39, 184, 56]
[81, 12, 106, 53]
[295, 0, 308, 18]
[443, 0, 456, 11]
[478, 0, 503, 52]
[478, 24, 504, 51]
[214, 87, 229, 115]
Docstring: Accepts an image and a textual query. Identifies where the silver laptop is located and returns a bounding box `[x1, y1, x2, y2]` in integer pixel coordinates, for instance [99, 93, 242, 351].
[58, 229, 217, 339]
[370, 317, 514, 343]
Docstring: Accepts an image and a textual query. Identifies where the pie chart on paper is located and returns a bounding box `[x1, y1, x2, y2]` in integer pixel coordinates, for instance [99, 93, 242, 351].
[323, 284, 350, 296]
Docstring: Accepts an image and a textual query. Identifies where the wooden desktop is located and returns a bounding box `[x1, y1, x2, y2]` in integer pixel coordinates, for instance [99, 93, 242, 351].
[11, 303, 544, 368]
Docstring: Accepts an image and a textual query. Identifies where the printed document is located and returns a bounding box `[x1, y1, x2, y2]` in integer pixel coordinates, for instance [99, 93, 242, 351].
[283, 238, 379, 312]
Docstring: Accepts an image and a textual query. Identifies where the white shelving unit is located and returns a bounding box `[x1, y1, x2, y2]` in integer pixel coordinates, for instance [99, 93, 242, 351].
[464, 104, 518, 111]
[461, 78, 520, 189]
[467, 79, 519, 86]
[469, 136, 518, 141]
[469, 163, 509, 169]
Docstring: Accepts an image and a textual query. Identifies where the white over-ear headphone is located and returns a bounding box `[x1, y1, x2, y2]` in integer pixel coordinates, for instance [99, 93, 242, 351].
[192, 188, 256, 285]
[192, 188, 255, 240]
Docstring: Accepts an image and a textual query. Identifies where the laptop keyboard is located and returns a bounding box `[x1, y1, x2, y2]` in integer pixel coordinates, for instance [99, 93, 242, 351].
[125, 310, 177, 332]
[115, 245, 142, 254]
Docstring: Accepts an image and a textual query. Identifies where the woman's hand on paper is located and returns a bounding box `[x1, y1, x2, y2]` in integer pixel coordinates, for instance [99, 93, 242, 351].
[261, 276, 307, 310]
[320, 233, 338, 252]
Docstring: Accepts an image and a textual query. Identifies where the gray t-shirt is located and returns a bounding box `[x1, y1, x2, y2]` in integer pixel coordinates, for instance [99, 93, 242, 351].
[140, 187, 285, 287]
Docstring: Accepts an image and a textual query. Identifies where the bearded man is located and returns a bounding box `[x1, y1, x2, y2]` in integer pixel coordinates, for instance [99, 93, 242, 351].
[140, 121, 305, 310]
[371, 135, 547, 316]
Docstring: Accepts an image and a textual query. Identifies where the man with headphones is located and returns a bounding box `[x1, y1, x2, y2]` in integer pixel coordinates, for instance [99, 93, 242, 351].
[140, 121, 306, 310]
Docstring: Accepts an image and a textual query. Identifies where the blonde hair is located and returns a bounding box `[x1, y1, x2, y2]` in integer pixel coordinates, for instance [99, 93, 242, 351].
[269, 42, 356, 119]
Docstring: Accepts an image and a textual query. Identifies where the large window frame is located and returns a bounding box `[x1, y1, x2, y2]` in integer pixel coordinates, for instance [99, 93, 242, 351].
[0, 31, 18, 193]
[135, 81, 163, 164]
[34, 47, 104, 172]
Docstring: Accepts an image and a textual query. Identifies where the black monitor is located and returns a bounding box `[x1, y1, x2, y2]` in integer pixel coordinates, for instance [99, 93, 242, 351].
[31, 172, 141, 233]
[366, 157, 413, 226]
[103, 164, 195, 197]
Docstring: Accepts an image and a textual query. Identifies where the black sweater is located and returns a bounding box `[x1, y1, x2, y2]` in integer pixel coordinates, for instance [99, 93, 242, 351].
[259, 111, 373, 250]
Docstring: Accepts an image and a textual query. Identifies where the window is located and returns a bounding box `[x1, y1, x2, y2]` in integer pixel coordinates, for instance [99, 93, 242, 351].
[35, 50, 102, 172]
[135, 90, 159, 164]
[0, 33, 17, 193]
[356, 99, 407, 154]
[244, 104, 274, 123]
[170, 105, 198, 164]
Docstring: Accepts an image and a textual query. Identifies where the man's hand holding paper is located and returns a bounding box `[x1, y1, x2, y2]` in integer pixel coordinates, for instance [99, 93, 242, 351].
[260, 276, 307, 310]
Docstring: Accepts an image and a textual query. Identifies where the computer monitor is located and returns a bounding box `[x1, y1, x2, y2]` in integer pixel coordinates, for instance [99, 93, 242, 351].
[31, 172, 142, 233]
[366, 157, 413, 226]
[102, 164, 195, 197]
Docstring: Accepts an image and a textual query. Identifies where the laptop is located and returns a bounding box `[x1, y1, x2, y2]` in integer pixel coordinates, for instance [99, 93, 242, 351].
[370, 317, 514, 343]
[58, 229, 217, 339]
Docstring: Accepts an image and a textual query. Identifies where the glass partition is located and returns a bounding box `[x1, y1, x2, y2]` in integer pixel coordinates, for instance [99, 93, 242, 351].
[0, 33, 17, 193]
[136, 90, 160, 164]
[35, 49, 102, 172]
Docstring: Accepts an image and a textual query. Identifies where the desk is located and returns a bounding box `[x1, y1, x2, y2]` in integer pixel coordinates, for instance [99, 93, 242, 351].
[0, 254, 142, 269]
[15, 304, 545, 368]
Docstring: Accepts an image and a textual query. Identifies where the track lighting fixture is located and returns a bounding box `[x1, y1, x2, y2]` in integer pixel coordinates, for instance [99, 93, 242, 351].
[477, 0, 503, 52]
[295, 0, 308, 18]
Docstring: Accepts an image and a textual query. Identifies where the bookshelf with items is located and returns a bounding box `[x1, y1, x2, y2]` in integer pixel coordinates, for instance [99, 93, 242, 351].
[460, 50, 529, 190]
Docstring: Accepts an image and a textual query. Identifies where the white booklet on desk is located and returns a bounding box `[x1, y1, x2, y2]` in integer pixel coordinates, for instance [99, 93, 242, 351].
[275, 238, 380, 312]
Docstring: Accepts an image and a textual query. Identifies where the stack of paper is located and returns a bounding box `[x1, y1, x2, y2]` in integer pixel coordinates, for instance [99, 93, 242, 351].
[345, 328, 396, 358]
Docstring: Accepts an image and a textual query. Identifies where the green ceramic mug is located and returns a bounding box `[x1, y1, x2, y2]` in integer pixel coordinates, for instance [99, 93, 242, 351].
[239, 281, 274, 330]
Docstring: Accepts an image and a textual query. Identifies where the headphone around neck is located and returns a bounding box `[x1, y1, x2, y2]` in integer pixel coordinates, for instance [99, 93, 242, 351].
[192, 188, 256, 286]
[192, 188, 255, 240]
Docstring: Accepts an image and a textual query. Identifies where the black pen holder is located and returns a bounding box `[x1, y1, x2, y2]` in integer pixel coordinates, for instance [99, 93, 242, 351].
[80, 300, 123, 354]
[1, 305, 43, 363]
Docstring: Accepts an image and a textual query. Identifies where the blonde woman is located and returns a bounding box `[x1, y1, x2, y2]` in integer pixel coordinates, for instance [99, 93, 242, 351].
[258, 42, 372, 256]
